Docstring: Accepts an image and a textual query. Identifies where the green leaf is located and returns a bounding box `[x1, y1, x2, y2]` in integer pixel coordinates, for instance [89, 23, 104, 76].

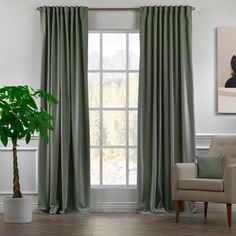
[27, 97, 37, 109]
[12, 135, 17, 146]
[26, 132, 31, 144]
[0, 86, 8, 94]
[0, 132, 8, 146]
[46, 94, 59, 105]
[0, 85, 57, 144]
[35, 90, 59, 105]
[38, 126, 49, 143]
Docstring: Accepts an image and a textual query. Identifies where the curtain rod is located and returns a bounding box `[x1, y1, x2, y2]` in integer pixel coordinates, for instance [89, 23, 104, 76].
[37, 6, 195, 11]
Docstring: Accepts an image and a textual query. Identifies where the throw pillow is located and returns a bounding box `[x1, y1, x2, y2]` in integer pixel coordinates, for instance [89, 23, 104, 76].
[196, 155, 224, 179]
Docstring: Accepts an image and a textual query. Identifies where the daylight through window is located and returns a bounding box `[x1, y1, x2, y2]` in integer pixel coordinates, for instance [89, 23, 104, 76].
[88, 32, 139, 186]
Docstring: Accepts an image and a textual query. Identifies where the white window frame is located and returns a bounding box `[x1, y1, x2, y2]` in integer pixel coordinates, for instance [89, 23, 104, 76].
[89, 30, 139, 188]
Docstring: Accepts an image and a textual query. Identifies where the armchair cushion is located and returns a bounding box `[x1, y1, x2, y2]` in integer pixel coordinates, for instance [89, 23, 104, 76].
[178, 178, 224, 192]
[171, 163, 197, 200]
[196, 155, 224, 179]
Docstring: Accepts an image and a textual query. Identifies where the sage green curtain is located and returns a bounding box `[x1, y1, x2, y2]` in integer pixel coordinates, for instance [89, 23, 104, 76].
[137, 6, 195, 212]
[38, 6, 90, 214]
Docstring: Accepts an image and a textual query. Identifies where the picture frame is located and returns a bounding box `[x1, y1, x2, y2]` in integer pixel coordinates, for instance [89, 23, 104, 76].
[217, 27, 236, 113]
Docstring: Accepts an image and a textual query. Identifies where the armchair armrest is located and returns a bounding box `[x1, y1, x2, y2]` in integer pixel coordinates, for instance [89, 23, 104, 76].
[224, 164, 236, 203]
[172, 163, 197, 200]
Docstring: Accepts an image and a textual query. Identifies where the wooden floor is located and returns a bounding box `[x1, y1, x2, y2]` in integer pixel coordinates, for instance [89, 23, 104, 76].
[0, 212, 236, 236]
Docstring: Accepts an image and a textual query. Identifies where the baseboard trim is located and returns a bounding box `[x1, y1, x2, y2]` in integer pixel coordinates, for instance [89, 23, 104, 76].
[0, 202, 235, 213]
[0, 203, 39, 213]
[0, 201, 137, 213]
[196, 202, 236, 212]
[90, 202, 137, 212]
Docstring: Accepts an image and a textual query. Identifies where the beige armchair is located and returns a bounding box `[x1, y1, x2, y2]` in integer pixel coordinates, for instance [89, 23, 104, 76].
[172, 135, 236, 227]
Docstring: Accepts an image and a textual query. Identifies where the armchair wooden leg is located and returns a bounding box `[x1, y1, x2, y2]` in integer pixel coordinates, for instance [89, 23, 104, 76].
[226, 204, 232, 227]
[176, 201, 181, 223]
[204, 202, 208, 218]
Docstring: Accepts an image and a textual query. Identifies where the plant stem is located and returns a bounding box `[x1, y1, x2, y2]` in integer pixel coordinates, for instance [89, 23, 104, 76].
[12, 143, 22, 198]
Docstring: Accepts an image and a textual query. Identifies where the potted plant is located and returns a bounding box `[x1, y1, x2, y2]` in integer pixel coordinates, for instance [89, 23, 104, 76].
[0, 85, 57, 223]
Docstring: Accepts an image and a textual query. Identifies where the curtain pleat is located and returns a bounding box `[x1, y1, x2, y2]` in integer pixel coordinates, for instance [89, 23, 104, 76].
[38, 6, 90, 214]
[137, 6, 195, 212]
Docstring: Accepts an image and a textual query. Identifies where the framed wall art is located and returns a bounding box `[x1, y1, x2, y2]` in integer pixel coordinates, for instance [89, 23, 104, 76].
[217, 27, 236, 113]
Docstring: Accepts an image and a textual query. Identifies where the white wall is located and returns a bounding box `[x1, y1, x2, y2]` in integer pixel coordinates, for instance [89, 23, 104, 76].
[0, 0, 236, 133]
[1, 0, 236, 212]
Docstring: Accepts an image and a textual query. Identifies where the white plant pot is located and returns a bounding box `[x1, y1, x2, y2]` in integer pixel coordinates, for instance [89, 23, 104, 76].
[4, 197, 32, 223]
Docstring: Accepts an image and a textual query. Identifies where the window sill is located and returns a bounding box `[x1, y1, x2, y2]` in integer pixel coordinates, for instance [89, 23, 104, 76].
[91, 185, 137, 190]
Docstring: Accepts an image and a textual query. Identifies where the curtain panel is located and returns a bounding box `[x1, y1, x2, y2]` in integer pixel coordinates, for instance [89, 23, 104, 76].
[137, 6, 195, 212]
[38, 6, 90, 214]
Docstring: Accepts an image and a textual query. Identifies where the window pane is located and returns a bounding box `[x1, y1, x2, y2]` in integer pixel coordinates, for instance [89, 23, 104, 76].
[103, 73, 126, 108]
[103, 149, 126, 185]
[103, 33, 126, 70]
[88, 33, 100, 70]
[89, 111, 100, 146]
[129, 73, 139, 108]
[103, 111, 126, 145]
[88, 32, 139, 187]
[129, 33, 140, 70]
[129, 111, 137, 146]
[88, 73, 100, 108]
[129, 148, 137, 185]
[91, 148, 100, 185]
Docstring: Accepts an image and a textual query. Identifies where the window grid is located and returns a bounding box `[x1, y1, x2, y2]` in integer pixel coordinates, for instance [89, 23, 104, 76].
[89, 31, 138, 186]
[99, 32, 103, 185]
[126, 33, 129, 185]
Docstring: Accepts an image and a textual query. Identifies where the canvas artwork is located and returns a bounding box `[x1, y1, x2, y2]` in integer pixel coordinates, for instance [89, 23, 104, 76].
[217, 27, 236, 113]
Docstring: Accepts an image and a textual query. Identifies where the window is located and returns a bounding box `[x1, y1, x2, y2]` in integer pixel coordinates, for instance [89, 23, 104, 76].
[88, 31, 139, 186]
